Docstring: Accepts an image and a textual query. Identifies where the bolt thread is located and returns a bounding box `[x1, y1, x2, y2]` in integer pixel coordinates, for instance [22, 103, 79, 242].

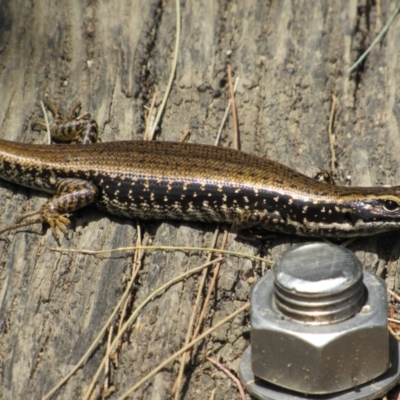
[273, 243, 367, 325]
[274, 276, 366, 324]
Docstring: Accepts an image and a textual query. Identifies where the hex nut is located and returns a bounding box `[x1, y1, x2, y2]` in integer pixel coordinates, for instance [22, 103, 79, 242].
[251, 270, 389, 394]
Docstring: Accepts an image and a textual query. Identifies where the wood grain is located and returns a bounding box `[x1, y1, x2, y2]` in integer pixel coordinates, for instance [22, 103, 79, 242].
[1, 1, 400, 399]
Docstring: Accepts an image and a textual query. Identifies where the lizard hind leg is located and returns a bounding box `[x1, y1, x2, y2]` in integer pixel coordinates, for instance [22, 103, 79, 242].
[0, 215, 70, 243]
[32, 100, 99, 144]
[14, 208, 72, 242]
[0, 178, 99, 243]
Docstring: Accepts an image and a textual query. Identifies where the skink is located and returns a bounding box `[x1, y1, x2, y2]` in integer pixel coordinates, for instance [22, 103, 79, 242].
[1, 102, 400, 240]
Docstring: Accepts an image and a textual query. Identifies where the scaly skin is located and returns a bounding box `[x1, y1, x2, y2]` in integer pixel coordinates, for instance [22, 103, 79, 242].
[1, 102, 400, 240]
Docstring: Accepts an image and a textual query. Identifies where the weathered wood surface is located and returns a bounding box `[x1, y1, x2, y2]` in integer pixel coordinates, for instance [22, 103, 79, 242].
[1, 1, 400, 399]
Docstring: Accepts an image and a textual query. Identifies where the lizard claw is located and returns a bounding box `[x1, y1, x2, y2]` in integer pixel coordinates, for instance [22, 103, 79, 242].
[45, 213, 71, 241]
[15, 209, 71, 242]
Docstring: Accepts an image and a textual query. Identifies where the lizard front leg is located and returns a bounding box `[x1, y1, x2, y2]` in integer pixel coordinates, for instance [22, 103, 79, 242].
[0, 178, 98, 242]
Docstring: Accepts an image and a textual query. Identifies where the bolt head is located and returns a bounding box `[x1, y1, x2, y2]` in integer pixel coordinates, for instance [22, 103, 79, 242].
[251, 271, 389, 394]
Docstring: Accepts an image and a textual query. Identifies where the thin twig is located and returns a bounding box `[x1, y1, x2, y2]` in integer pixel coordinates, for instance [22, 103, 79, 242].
[116, 222, 143, 357]
[174, 232, 230, 396]
[192, 231, 228, 342]
[39, 100, 52, 144]
[348, 3, 400, 73]
[388, 288, 400, 303]
[340, 237, 356, 248]
[172, 227, 221, 397]
[214, 78, 239, 146]
[116, 303, 250, 400]
[82, 258, 224, 400]
[42, 235, 145, 400]
[328, 94, 337, 175]
[51, 245, 274, 265]
[148, 0, 181, 139]
[227, 66, 239, 150]
[179, 125, 192, 142]
[389, 325, 400, 342]
[144, 94, 157, 140]
[104, 325, 114, 391]
[207, 357, 246, 400]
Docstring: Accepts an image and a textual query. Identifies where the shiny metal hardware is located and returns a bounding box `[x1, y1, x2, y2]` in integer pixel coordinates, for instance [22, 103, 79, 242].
[239, 243, 400, 400]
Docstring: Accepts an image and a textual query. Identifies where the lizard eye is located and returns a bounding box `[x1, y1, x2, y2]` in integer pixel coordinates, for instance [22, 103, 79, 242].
[383, 199, 400, 212]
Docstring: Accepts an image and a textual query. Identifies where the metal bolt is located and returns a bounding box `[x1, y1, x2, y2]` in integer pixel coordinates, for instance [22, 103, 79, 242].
[239, 243, 400, 399]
